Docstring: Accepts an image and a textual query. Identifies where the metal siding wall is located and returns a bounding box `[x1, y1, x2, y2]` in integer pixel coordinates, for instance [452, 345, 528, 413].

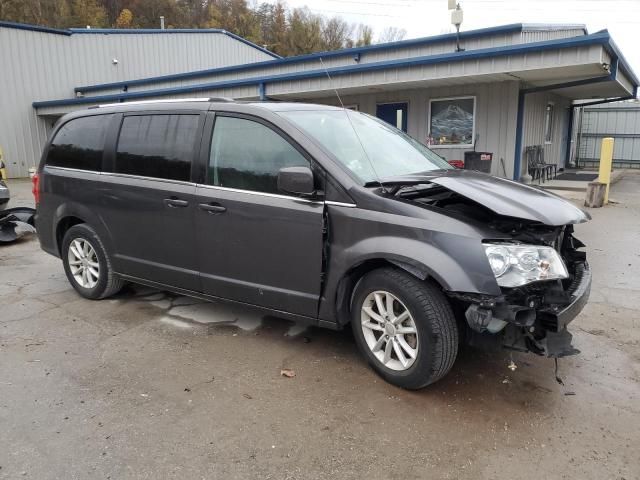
[522, 91, 571, 170]
[520, 28, 585, 43]
[0, 27, 274, 177]
[300, 81, 520, 178]
[578, 103, 640, 165]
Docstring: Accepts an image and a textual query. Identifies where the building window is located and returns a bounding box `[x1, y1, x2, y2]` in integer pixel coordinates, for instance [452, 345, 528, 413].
[428, 96, 475, 147]
[544, 103, 555, 143]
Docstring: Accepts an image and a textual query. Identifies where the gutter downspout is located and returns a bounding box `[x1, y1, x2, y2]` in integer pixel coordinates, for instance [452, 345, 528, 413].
[513, 58, 621, 181]
[564, 105, 575, 168]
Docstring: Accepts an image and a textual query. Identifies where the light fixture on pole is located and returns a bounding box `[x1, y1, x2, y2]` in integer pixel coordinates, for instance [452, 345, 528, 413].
[448, 0, 464, 52]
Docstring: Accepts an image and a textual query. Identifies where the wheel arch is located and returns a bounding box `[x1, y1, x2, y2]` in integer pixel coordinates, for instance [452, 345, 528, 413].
[52, 202, 114, 257]
[333, 255, 449, 327]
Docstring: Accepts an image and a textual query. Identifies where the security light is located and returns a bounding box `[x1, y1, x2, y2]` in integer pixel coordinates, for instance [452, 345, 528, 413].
[448, 1, 464, 52]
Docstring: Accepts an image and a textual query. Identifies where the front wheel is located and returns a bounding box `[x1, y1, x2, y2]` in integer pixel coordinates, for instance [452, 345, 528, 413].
[351, 267, 458, 389]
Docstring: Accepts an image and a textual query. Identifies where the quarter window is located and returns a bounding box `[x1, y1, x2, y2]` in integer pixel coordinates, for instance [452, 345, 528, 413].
[208, 116, 309, 194]
[115, 115, 199, 181]
[47, 114, 112, 171]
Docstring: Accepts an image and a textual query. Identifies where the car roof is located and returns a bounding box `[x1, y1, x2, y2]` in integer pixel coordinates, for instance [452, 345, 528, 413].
[81, 98, 345, 115]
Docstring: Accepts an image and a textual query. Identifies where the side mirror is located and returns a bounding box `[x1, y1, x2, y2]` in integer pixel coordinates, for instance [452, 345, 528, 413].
[277, 166, 316, 196]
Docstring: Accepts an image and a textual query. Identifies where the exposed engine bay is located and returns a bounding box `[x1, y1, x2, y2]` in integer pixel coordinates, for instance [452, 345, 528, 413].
[395, 182, 591, 358]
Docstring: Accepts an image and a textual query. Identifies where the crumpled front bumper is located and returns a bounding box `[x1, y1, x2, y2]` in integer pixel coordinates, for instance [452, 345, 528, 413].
[454, 262, 591, 358]
[538, 262, 591, 331]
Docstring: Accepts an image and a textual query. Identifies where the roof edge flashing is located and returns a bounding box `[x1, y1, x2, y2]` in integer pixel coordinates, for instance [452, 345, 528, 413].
[76, 23, 529, 94]
[0, 20, 71, 36]
[38, 31, 623, 110]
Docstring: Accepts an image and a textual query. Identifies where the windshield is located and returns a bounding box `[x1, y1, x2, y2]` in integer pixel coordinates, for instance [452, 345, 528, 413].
[279, 109, 452, 184]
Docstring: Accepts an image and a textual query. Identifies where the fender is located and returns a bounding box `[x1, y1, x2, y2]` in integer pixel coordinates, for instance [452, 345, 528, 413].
[318, 234, 501, 325]
[51, 201, 115, 256]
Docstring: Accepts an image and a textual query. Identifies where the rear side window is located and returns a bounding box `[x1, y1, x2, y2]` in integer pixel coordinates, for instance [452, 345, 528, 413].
[208, 116, 309, 194]
[115, 114, 199, 181]
[47, 114, 112, 171]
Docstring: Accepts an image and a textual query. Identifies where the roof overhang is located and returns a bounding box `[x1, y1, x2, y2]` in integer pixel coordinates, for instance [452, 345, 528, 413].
[33, 29, 638, 116]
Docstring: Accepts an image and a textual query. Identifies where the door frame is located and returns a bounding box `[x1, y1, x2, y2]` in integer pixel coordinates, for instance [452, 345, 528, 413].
[375, 101, 409, 132]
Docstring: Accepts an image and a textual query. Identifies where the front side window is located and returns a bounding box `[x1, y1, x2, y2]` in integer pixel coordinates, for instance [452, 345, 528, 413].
[208, 116, 309, 194]
[47, 114, 112, 171]
[115, 114, 199, 181]
[279, 109, 451, 184]
[428, 97, 475, 147]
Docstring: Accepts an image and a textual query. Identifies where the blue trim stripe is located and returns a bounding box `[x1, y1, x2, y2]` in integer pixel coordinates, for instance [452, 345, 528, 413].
[35, 32, 620, 109]
[75, 23, 527, 94]
[603, 37, 639, 86]
[0, 21, 279, 59]
[68, 27, 225, 34]
[0, 20, 71, 36]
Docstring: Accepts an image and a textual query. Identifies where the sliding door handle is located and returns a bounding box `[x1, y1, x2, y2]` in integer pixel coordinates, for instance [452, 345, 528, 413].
[164, 198, 189, 208]
[198, 203, 226, 214]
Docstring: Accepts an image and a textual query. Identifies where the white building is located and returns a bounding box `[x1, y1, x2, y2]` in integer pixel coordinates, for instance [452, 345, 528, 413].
[2, 21, 638, 180]
[0, 21, 278, 178]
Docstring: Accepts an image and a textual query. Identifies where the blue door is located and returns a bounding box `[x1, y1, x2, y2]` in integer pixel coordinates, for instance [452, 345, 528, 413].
[376, 103, 408, 132]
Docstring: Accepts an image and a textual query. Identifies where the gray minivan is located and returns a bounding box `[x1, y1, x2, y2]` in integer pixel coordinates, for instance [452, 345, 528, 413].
[35, 99, 591, 389]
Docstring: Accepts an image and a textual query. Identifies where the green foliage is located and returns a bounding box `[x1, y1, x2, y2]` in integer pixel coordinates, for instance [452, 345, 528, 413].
[0, 0, 383, 56]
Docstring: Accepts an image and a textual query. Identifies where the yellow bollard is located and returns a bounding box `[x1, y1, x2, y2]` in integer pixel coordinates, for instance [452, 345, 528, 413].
[598, 137, 614, 204]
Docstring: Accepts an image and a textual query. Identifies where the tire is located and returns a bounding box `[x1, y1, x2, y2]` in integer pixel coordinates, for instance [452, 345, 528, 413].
[61, 224, 124, 300]
[351, 267, 458, 389]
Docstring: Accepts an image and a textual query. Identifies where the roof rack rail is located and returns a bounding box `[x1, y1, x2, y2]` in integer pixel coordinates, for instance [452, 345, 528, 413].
[92, 97, 234, 108]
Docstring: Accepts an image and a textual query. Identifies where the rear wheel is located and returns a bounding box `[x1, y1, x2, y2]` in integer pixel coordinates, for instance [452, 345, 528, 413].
[351, 267, 458, 389]
[62, 224, 124, 299]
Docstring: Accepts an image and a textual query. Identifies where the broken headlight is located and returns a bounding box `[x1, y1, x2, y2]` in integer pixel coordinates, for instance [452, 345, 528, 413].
[483, 243, 568, 287]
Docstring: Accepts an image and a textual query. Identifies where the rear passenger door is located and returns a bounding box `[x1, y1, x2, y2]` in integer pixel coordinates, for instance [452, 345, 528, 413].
[99, 112, 204, 290]
[194, 113, 324, 317]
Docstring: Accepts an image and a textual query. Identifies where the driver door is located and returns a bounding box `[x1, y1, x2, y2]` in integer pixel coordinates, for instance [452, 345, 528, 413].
[194, 113, 325, 317]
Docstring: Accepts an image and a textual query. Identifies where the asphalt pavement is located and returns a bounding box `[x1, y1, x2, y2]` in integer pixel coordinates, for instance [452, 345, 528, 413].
[1, 175, 639, 479]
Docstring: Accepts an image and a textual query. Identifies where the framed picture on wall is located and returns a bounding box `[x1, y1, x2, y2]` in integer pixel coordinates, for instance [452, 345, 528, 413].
[428, 96, 475, 147]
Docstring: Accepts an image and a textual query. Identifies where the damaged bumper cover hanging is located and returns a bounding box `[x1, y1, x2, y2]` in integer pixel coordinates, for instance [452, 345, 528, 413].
[451, 262, 591, 358]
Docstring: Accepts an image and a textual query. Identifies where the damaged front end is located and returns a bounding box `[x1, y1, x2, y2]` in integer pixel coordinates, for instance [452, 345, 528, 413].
[386, 170, 591, 358]
[450, 226, 590, 358]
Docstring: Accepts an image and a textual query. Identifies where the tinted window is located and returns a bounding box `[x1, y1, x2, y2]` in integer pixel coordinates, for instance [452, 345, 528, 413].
[209, 116, 308, 194]
[115, 115, 199, 181]
[47, 114, 112, 171]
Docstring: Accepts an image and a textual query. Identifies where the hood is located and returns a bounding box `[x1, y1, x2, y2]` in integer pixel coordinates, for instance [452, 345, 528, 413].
[377, 170, 591, 226]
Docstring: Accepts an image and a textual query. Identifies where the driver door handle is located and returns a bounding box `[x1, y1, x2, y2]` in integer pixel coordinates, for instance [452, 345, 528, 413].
[198, 202, 226, 214]
[164, 198, 189, 208]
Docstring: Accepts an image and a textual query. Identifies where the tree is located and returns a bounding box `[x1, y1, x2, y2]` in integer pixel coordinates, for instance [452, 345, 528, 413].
[115, 8, 133, 27]
[286, 7, 324, 56]
[323, 16, 352, 51]
[0, 0, 379, 56]
[67, 0, 108, 28]
[354, 24, 373, 47]
[378, 26, 406, 43]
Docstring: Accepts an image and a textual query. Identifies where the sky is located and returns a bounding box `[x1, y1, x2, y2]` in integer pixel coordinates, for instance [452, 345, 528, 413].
[268, 0, 640, 76]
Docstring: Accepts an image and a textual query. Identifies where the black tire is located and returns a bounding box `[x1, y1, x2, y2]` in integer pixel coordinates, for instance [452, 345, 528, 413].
[351, 267, 458, 389]
[61, 224, 124, 300]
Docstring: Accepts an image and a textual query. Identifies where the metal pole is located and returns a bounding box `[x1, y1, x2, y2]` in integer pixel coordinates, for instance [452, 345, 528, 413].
[160, 16, 165, 30]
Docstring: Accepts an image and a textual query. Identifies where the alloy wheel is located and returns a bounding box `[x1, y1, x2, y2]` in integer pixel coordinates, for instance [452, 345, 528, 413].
[67, 238, 100, 289]
[360, 290, 419, 371]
